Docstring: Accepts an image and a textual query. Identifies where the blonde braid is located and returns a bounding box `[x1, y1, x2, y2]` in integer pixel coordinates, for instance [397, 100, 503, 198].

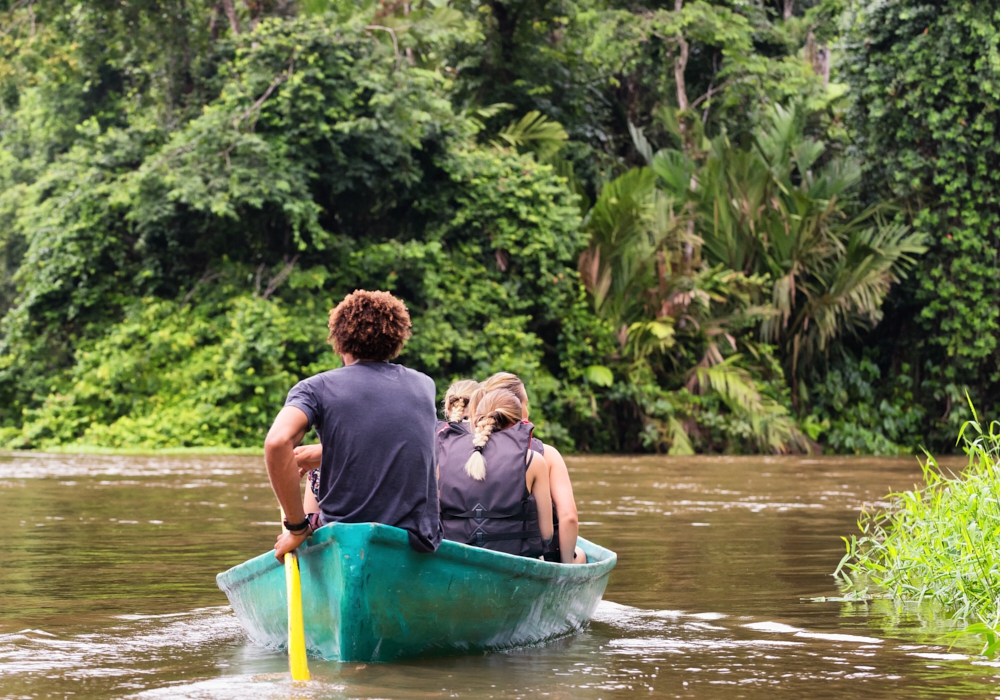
[465, 414, 496, 480]
[465, 387, 486, 423]
[448, 398, 468, 423]
[464, 389, 522, 481]
[442, 379, 479, 423]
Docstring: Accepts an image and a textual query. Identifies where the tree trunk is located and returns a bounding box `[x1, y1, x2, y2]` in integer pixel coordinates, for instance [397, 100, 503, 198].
[783, 0, 793, 20]
[244, 1, 263, 31]
[404, 1, 415, 66]
[209, 3, 221, 40]
[805, 31, 830, 86]
[488, 0, 520, 83]
[221, 0, 239, 34]
[180, 0, 193, 94]
[675, 0, 695, 266]
[674, 37, 689, 111]
[674, 0, 689, 111]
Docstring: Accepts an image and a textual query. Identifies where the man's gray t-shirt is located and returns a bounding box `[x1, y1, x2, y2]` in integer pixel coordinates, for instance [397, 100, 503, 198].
[284, 362, 442, 552]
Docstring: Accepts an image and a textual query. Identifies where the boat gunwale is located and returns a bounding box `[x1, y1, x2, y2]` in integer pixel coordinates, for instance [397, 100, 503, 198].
[217, 522, 616, 594]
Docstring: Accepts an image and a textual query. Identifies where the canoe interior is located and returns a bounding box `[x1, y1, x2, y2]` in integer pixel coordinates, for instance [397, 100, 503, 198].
[217, 522, 616, 662]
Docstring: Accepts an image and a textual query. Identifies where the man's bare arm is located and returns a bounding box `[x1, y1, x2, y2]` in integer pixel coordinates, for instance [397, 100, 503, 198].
[264, 406, 310, 559]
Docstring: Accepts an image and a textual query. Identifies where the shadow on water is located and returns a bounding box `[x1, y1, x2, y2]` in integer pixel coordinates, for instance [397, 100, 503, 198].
[1, 452, 997, 698]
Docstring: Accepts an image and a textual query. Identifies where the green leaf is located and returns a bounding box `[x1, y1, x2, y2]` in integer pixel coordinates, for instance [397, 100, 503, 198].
[584, 365, 614, 387]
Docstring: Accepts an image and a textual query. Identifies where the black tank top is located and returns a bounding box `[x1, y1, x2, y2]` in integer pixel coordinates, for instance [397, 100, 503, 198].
[437, 421, 544, 558]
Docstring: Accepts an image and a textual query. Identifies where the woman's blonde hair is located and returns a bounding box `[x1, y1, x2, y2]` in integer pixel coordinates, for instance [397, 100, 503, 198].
[465, 389, 523, 481]
[467, 372, 527, 419]
[443, 379, 479, 423]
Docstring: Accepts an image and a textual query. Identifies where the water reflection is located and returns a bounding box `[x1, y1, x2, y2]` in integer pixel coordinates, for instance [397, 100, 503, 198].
[1, 452, 997, 698]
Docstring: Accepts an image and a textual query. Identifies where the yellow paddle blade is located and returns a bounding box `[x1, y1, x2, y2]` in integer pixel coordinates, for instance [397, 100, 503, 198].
[284, 551, 311, 681]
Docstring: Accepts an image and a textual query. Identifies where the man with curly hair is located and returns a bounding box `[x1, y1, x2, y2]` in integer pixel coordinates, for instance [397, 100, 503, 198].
[265, 290, 442, 560]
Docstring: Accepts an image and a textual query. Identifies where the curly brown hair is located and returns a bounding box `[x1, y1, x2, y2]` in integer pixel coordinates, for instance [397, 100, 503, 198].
[327, 290, 412, 362]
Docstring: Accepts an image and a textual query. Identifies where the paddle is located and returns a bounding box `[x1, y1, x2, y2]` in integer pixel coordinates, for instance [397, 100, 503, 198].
[281, 509, 311, 681]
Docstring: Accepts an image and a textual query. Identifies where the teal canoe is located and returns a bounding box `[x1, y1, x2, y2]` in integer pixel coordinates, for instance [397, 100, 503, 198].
[217, 522, 616, 662]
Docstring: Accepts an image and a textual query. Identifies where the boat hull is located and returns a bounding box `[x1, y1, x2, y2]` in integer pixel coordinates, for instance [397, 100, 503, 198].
[217, 522, 616, 662]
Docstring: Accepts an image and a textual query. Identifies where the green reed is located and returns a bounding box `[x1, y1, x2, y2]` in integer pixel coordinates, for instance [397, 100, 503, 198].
[836, 399, 1000, 652]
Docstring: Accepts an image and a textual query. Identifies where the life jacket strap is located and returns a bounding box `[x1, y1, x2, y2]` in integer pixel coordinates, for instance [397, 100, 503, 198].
[469, 529, 543, 546]
[441, 502, 536, 521]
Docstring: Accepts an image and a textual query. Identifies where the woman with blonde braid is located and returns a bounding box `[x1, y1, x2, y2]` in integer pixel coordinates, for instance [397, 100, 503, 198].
[442, 379, 479, 425]
[471, 372, 586, 564]
[437, 389, 553, 558]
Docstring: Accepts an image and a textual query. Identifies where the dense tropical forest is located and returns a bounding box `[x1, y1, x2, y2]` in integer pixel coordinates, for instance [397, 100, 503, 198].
[0, 0, 995, 454]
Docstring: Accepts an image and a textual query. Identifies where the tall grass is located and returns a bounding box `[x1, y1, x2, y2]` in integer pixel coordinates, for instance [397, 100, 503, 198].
[836, 399, 1000, 652]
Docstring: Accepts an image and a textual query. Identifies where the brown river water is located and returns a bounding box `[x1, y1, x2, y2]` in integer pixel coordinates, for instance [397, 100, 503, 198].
[2, 452, 998, 699]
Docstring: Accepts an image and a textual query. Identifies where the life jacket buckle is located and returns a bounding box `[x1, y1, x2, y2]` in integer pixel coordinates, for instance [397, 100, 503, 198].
[473, 528, 485, 547]
[473, 503, 485, 523]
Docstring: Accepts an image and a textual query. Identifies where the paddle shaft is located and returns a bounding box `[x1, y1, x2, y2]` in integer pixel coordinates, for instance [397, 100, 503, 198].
[281, 508, 310, 681]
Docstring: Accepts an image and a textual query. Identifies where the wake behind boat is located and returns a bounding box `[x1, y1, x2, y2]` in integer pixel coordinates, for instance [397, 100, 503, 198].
[217, 522, 616, 662]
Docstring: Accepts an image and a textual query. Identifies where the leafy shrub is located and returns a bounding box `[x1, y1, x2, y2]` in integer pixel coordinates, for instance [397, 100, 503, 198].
[15, 292, 324, 448]
[837, 402, 1000, 652]
[805, 351, 926, 455]
[0, 9, 600, 450]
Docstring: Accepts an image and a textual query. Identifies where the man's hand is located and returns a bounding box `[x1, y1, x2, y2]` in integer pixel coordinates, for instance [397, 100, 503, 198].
[275, 529, 310, 562]
[294, 443, 322, 478]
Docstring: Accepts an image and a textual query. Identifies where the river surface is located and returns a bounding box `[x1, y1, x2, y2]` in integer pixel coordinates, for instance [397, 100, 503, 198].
[1, 452, 997, 699]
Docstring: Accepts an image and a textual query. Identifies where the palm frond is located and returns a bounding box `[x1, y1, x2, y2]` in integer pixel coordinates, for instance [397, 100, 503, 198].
[580, 168, 685, 329]
[694, 356, 760, 412]
[629, 121, 655, 166]
[493, 111, 568, 162]
[464, 102, 514, 133]
[691, 356, 804, 453]
[667, 416, 695, 455]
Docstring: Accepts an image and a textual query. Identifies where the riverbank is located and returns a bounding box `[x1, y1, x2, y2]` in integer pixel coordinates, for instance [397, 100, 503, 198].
[2, 445, 265, 456]
[837, 405, 1000, 651]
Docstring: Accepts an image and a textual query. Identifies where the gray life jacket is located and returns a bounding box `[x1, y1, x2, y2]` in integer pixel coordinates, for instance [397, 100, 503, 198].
[436, 420, 543, 558]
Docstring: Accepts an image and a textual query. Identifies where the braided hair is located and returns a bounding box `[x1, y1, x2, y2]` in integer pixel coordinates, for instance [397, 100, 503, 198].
[464, 389, 523, 481]
[443, 379, 479, 423]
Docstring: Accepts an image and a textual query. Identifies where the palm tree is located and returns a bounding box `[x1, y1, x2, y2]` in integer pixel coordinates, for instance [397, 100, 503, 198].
[579, 167, 802, 453]
[575, 102, 925, 452]
[578, 167, 681, 344]
[652, 103, 927, 393]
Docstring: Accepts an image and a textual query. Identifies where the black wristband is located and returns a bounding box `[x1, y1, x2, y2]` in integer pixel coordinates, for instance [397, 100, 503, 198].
[283, 517, 310, 533]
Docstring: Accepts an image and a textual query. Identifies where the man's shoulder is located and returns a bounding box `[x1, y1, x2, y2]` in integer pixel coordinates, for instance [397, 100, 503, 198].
[301, 363, 432, 392]
[394, 363, 434, 386]
[294, 367, 343, 388]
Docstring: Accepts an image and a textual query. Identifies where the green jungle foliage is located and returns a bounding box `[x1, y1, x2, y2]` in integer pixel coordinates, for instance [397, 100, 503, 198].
[0, 4, 588, 448]
[843, 0, 1000, 447]
[805, 350, 925, 455]
[0, 0, 992, 454]
[576, 103, 924, 453]
[837, 402, 1000, 653]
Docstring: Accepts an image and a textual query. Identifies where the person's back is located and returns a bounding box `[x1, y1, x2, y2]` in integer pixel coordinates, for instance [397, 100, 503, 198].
[437, 389, 552, 558]
[266, 290, 441, 560]
[286, 361, 440, 551]
[474, 371, 586, 564]
[293, 377, 481, 547]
